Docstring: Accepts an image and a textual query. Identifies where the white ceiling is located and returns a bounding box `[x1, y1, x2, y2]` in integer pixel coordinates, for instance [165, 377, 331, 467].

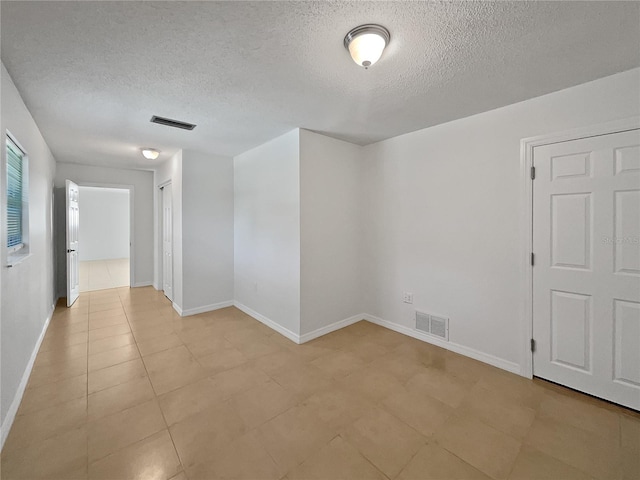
[1, 1, 639, 170]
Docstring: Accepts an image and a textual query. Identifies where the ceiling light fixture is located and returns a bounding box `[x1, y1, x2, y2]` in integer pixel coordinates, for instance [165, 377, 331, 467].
[344, 24, 390, 69]
[141, 148, 160, 160]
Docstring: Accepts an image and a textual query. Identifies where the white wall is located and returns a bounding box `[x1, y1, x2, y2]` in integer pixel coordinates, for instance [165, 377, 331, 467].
[182, 150, 234, 313]
[78, 187, 129, 261]
[54, 163, 154, 293]
[1, 64, 57, 441]
[299, 129, 363, 336]
[362, 68, 640, 372]
[234, 130, 301, 335]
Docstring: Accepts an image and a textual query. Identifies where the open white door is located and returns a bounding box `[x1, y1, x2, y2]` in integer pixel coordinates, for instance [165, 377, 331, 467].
[162, 184, 173, 301]
[533, 128, 640, 410]
[66, 180, 80, 306]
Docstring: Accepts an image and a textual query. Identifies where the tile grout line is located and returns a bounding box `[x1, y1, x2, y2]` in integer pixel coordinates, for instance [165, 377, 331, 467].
[251, 357, 364, 477]
[522, 398, 604, 479]
[118, 286, 187, 478]
[85, 289, 135, 472]
[338, 432, 393, 480]
[85, 292, 91, 478]
[503, 440, 526, 480]
[85, 289, 179, 471]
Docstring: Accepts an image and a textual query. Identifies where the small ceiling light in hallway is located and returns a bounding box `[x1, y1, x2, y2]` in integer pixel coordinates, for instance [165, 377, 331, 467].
[141, 148, 160, 160]
[344, 24, 390, 68]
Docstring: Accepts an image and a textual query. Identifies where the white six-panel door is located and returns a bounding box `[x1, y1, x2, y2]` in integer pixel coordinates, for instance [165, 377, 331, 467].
[66, 179, 80, 307]
[162, 184, 173, 302]
[533, 129, 640, 410]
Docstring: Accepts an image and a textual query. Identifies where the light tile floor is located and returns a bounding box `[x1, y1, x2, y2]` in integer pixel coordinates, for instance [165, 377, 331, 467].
[2, 287, 639, 480]
[80, 259, 130, 292]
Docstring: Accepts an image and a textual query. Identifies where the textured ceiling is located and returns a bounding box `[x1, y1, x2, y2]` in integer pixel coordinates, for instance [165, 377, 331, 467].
[1, 1, 639, 169]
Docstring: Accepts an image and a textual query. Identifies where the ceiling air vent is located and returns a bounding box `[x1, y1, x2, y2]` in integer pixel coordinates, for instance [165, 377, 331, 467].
[150, 115, 196, 131]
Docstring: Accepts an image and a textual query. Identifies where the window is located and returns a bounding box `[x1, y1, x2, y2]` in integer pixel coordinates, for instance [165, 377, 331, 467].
[6, 134, 28, 255]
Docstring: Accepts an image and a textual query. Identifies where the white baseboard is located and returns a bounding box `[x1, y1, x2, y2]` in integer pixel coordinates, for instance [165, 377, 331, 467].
[1, 303, 55, 450]
[132, 281, 153, 288]
[228, 304, 520, 376]
[172, 302, 183, 316]
[363, 314, 522, 375]
[233, 301, 300, 344]
[299, 314, 364, 344]
[179, 300, 234, 317]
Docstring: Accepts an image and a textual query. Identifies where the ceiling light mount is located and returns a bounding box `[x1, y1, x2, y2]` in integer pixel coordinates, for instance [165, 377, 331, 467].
[141, 148, 160, 160]
[344, 24, 390, 69]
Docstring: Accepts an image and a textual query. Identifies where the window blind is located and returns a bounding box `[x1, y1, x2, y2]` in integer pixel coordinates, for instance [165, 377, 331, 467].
[7, 139, 24, 249]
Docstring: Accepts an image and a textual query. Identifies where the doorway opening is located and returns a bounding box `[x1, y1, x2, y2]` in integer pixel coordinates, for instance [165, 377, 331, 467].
[78, 186, 131, 292]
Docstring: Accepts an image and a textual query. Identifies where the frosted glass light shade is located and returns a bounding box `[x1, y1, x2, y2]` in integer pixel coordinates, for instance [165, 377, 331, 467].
[344, 24, 390, 68]
[141, 148, 160, 160]
[348, 33, 386, 67]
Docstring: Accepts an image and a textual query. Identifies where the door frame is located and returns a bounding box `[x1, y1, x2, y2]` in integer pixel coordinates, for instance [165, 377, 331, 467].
[157, 180, 172, 300]
[519, 116, 640, 379]
[76, 182, 135, 288]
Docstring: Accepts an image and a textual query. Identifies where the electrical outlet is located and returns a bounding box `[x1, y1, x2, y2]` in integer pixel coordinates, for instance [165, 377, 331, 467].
[403, 292, 413, 304]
